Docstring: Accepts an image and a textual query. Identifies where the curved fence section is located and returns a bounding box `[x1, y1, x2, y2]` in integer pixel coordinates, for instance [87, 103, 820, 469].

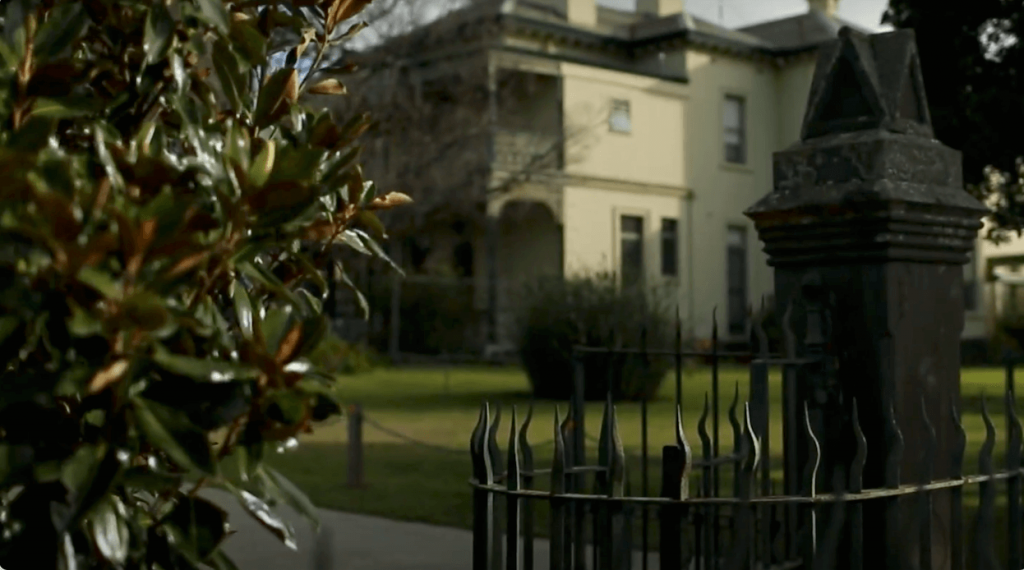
[469, 300, 1024, 570]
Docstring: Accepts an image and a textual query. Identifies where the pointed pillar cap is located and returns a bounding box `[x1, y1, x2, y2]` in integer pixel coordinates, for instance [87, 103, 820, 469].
[801, 27, 933, 140]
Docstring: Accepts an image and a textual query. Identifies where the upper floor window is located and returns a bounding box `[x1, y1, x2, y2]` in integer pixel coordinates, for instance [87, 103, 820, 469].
[609, 99, 631, 134]
[724, 95, 746, 164]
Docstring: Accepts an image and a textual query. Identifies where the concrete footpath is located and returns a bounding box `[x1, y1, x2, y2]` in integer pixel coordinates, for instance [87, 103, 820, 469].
[205, 489, 660, 570]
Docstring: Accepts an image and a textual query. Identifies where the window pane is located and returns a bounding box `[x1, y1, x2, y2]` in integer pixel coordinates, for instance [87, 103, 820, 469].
[621, 215, 643, 288]
[724, 96, 746, 164]
[724, 98, 743, 129]
[610, 99, 631, 133]
[661, 218, 678, 276]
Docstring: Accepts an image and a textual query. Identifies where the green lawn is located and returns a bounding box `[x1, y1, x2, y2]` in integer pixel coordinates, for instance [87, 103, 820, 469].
[267, 365, 1024, 533]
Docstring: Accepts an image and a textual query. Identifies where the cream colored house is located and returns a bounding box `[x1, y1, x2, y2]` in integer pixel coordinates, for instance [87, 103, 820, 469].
[354, 0, 991, 353]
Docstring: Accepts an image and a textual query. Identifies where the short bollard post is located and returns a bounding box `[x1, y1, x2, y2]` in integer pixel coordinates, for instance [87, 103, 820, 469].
[347, 403, 364, 488]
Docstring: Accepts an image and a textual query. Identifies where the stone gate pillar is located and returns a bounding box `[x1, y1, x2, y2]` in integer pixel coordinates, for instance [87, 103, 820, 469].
[745, 28, 987, 570]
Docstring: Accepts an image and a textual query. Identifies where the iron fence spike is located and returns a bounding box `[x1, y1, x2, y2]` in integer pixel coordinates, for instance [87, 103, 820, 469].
[850, 398, 867, 493]
[518, 402, 535, 475]
[976, 395, 998, 570]
[743, 402, 761, 476]
[471, 403, 494, 484]
[675, 404, 694, 499]
[729, 382, 742, 453]
[884, 401, 903, 489]
[804, 401, 821, 499]
[487, 402, 503, 480]
[552, 406, 566, 494]
[697, 392, 712, 462]
[508, 406, 520, 492]
[1006, 387, 1023, 570]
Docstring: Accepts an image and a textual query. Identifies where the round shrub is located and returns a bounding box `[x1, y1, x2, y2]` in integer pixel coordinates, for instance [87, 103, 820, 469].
[515, 273, 675, 401]
[310, 334, 376, 375]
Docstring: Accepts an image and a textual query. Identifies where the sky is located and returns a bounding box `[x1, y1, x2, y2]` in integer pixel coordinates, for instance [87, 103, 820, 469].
[599, 0, 892, 31]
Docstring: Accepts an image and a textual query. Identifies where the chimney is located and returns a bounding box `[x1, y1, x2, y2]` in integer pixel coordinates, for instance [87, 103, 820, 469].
[637, 0, 683, 18]
[565, 0, 596, 27]
[808, 0, 839, 18]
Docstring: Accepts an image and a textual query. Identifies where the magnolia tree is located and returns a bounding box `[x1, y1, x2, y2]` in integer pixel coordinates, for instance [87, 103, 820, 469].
[0, 0, 408, 568]
[974, 159, 1024, 243]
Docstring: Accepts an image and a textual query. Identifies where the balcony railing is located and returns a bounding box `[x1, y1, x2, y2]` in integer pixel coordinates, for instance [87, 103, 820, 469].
[491, 128, 561, 176]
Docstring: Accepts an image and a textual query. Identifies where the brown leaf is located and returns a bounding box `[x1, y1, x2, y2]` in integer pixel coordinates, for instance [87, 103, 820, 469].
[244, 181, 314, 213]
[88, 359, 130, 394]
[275, 322, 303, 365]
[307, 78, 347, 96]
[283, 68, 299, 104]
[164, 251, 211, 280]
[82, 232, 120, 267]
[325, 0, 373, 33]
[113, 211, 140, 268]
[34, 190, 81, 242]
[91, 178, 111, 218]
[302, 219, 340, 241]
[366, 192, 413, 211]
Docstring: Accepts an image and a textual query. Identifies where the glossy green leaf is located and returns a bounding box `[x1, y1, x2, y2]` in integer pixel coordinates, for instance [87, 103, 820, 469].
[122, 291, 171, 332]
[163, 495, 230, 560]
[249, 139, 276, 189]
[61, 443, 107, 493]
[235, 489, 296, 550]
[351, 229, 403, 275]
[356, 210, 387, 240]
[66, 302, 102, 337]
[212, 40, 245, 112]
[121, 467, 183, 492]
[267, 146, 324, 186]
[28, 96, 94, 120]
[2, 0, 30, 59]
[94, 125, 125, 191]
[337, 265, 369, 319]
[253, 68, 296, 129]
[266, 390, 305, 425]
[132, 398, 217, 476]
[0, 39, 17, 69]
[229, 19, 267, 67]
[144, 2, 175, 65]
[263, 467, 320, 532]
[77, 266, 123, 300]
[296, 315, 328, 359]
[33, 3, 88, 60]
[57, 532, 75, 570]
[0, 314, 18, 344]
[196, 0, 231, 34]
[152, 347, 260, 382]
[231, 279, 256, 340]
[89, 496, 130, 565]
[260, 306, 291, 355]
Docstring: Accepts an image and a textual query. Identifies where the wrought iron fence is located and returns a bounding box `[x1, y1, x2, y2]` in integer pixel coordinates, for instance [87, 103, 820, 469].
[469, 304, 1024, 570]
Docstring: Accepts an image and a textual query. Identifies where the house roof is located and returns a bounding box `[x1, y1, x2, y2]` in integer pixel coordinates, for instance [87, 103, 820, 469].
[738, 9, 875, 51]
[337, 1, 868, 77]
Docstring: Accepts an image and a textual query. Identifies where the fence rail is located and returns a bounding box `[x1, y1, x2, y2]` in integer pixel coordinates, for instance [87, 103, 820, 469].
[469, 301, 1024, 570]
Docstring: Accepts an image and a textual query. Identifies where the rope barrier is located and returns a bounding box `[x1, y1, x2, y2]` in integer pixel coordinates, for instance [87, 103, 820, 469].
[359, 413, 465, 455]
